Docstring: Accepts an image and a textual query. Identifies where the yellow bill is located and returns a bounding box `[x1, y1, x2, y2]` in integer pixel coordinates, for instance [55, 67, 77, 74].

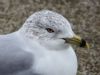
[63, 35, 89, 49]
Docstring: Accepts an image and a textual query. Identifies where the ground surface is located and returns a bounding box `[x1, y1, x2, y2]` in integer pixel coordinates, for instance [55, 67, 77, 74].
[0, 0, 99, 75]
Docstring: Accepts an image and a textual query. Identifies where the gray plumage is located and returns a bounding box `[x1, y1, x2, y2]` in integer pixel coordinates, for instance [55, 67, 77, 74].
[0, 33, 39, 75]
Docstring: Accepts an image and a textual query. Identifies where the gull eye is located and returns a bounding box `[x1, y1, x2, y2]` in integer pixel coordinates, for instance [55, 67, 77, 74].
[46, 28, 54, 33]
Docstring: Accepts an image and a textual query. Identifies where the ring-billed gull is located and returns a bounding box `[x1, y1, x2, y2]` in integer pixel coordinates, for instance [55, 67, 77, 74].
[0, 10, 89, 75]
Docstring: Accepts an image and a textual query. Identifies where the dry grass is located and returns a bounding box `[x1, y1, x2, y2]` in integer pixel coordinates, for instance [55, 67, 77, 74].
[0, 0, 100, 75]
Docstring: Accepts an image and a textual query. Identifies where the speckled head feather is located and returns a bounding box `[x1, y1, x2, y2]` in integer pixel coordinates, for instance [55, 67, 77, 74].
[19, 10, 74, 40]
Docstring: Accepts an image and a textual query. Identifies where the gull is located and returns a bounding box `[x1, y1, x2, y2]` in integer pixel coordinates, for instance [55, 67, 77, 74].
[0, 10, 89, 75]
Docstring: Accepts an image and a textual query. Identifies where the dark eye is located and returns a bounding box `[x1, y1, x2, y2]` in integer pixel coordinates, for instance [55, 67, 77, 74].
[46, 28, 54, 33]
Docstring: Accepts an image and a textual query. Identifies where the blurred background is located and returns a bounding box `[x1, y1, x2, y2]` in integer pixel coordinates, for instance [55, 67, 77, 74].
[0, 0, 99, 75]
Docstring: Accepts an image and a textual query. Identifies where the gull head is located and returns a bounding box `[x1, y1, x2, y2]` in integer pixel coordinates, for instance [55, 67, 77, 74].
[19, 10, 89, 50]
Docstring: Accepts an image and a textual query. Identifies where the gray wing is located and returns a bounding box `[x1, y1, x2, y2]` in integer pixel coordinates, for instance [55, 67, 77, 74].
[0, 34, 41, 75]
